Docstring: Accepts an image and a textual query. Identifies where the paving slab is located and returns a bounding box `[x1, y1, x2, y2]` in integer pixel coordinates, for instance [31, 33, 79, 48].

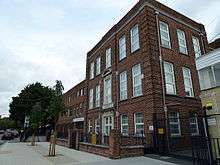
[0, 142, 178, 165]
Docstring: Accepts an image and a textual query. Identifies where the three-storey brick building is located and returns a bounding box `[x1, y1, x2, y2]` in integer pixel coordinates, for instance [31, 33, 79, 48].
[57, 0, 209, 158]
[84, 0, 208, 156]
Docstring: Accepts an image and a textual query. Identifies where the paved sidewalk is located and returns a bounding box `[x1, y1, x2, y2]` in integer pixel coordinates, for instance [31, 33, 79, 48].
[0, 142, 178, 165]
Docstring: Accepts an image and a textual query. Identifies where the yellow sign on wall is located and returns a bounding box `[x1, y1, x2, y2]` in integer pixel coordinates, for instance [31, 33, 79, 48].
[91, 133, 97, 144]
[158, 128, 165, 135]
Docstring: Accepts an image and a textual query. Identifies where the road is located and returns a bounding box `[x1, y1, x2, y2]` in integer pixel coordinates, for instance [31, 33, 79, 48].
[0, 142, 177, 165]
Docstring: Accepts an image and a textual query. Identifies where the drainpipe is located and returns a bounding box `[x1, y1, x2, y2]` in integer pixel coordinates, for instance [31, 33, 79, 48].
[114, 32, 120, 131]
[155, 11, 170, 152]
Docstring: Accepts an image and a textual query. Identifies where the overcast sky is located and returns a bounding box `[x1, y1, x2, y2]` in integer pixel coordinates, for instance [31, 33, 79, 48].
[0, 0, 220, 117]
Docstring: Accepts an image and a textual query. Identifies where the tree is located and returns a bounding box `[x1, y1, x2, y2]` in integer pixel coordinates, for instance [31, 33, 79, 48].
[48, 80, 65, 156]
[29, 102, 45, 146]
[0, 117, 20, 130]
[9, 82, 54, 128]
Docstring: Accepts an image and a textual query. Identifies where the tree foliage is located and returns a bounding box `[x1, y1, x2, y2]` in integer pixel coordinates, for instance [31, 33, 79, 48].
[0, 117, 20, 130]
[48, 80, 65, 128]
[9, 82, 54, 127]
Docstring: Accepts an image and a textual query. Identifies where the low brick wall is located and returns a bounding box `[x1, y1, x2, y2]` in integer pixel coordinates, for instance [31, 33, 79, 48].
[56, 138, 69, 148]
[120, 145, 145, 158]
[79, 142, 110, 157]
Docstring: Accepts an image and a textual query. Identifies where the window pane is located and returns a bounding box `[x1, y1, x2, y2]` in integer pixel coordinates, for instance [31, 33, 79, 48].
[183, 67, 194, 97]
[169, 112, 181, 136]
[159, 21, 171, 48]
[89, 89, 93, 109]
[96, 57, 101, 75]
[119, 35, 126, 60]
[132, 64, 142, 97]
[104, 76, 112, 105]
[130, 25, 140, 52]
[177, 29, 188, 54]
[106, 48, 111, 68]
[164, 62, 176, 95]
[120, 71, 128, 100]
[90, 62, 94, 79]
[192, 36, 201, 58]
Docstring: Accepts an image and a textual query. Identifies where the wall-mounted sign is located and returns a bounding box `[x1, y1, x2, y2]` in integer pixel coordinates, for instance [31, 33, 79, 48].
[158, 128, 165, 135]
[149, 126, 154, 131]
[91, 133, 97, 144]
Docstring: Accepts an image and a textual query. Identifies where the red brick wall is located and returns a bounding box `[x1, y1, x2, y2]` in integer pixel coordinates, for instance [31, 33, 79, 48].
[58, 80, 87, 127]
[79, 143, 110, 157]
[84, 0, 207, 142]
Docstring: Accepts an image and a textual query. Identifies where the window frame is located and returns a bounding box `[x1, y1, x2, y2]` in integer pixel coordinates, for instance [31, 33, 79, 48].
[95, 84, 100, 107]
[159, 21, 171, 49]
[119, 35, 127, 61]
[177, 29, 188, 55]
[130, 24, 140, 53]
[90, 61, 94, 79]
[164, 61, 176, 95]
[105, 48, 112, 69]
[192, 36, 202, 59]
[103, 116, 114, 136]
[88, 120, 92, 133]
[132, 64, 143, 97]
[189, 114, 199, 136]
[103, 75, 112, 106]
[169, 112, 181, 137]
[134, 112, 144, 136]
[121, 115, 129, 136]
[119, 71, 128, 101]
[95, 119, 100, 134]
[89, 88, 94, 109]
[182, 67, 194, 97]
[96, 57, 101, 75]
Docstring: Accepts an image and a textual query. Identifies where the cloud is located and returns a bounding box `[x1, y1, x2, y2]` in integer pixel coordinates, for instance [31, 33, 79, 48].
[0, 0, 220, 116]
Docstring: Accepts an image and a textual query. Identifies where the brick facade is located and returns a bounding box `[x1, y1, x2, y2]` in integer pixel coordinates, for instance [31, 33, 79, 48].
[57, 80, 87, 148]
[58, 0, 209, 158]
[86, 0, 206, 135]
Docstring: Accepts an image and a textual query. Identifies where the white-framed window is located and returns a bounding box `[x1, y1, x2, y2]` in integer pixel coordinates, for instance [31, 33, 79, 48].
[95, 85, 100, 107]
[177, 29, 188, 54]
[189, 114, 199, 136]
[96, 57, 101, 75]
[119, 71, 128, 101]
[169, 112, 181, 136]
[134, 113, 144, 136]
[132, 64, 142, 97]
[130, 24, 140, 53]
[183, 67, 194, 97]
[88, 120, 92, 133]
[103, 116, 113, 135]
[119, 35, 126, 60]
[95, 119, 100, 134]
[103, 75, 112, 105]
[89, 88, 94, 109]
[90, 62, 94, 79]
[159, 21, 171, 48]
[80, 89, 83, 96]
[192, 36, 202, 59]
[164, 61, 176, 95]
[121, 115, 128, 136]
[106, 48, 111, 68]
